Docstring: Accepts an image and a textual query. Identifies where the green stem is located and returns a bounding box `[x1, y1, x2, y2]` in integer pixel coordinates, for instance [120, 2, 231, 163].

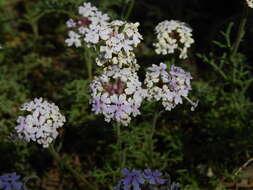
[84, 47, 93, 80]
[115, 122, 125, 171]
[124, 0, 135, 20]
[48, 145, 96, 190]
[231, 5, 248, 57]
[148, 111, 161, 167]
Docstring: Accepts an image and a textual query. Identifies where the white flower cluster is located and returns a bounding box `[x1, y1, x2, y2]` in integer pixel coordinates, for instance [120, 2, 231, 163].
[246, 0, 253, 8]
[97, 20, 142, 61]
[145, 63, 196, 111]
[96, 51, 140, 71]
[15, 98, 66, 148]
[153, 20, 194, 59]
[65, 2, 110, 47]
[89, 66, 146, 126]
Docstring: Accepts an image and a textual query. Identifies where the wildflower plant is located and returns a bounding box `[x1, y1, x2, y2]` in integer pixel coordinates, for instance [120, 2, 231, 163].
[153, 20, 194, 59]
[15, 97, 66, 148]
[0, 173, 23, 190]
[144, 63, 197, 111]
[115, 169, 179, 190]
[89, 66, 146, 126]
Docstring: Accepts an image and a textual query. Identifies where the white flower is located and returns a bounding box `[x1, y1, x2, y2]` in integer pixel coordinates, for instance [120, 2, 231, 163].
[144, 63, 197, 111]
[89, 66, 146, 126]
[153, 20, 194, 59]
[246, 0, 253, 8]
[15, 98, 66, 148]
[96, 20, 142, 69]
[65, 31, 81, 47]
[96, 51, 140, 71]
[65, 2, 110, 47]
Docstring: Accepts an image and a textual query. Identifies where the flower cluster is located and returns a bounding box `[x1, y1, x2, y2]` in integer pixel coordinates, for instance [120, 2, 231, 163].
[0, 173, 23, 190]
[145, 63, 197, 111]
[246, 0, 253, 8]
[115, 169, 179, 190]
[89, 66, 146, 126]
[153, 20, 194, 59]
[65, 2, 110, 47]
[15, 98, 66, 148]
[96, 20, 142, 69]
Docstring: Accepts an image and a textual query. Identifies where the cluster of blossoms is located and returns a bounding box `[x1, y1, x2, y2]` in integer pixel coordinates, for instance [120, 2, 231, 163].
[115, 169, 180, 190]
[65, 2, 110, 47]
[246, 0, 253, 8]
[145, 63, 197, 111]
[95, 20, 142, 69]
[64, 3, 144, 125]
[0, 173, 23, 190]
[65, 3, 142, 70]
[15, 98, 66, 148]
[66, 3, 196, 126]
[89, 66, 146, 126]
[153, 20, 194, 59]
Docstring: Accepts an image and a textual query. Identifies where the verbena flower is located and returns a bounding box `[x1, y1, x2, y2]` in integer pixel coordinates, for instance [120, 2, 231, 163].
[96, 51, 140, 71]
[115, 169, 145, 190]
[89, 66, 146, 126]
[246, 0, 253, 8]
[153, 20, 194, 59]
[95, 20, 142, 69]
[0, 173, 23, 190]
[143, 169, 166, 185]
[144, 63, 197, 111]
[15, 98, 66, 148]
[65, 2, 110, 47]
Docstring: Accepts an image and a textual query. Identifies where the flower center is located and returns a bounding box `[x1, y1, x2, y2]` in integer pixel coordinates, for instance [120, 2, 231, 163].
[104, 79, 126, 95]
[77, 18, 92, 28]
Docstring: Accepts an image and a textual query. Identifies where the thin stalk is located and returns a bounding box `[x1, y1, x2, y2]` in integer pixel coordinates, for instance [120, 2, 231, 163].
[231, 5, 248, 57]
[148, 111, 162, 167]
[84, 47, 93, 80]
[230, 4, 248, 83]
[48, 145, 96, 190]
[124, 0, 135, 20]
[115, 122, 125, 171]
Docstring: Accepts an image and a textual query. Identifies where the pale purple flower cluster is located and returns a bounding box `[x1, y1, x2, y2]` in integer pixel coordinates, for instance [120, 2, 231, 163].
[96, 20, 142, 68]
[145, 63, 197, 111]
[15, 97, 66, 148]
[0, 173, 23, 190]
[65, 3, 142, 70]
[65, 2, 110, 47]
[89, 66, 146, 126]
[115, 169, 169, 190]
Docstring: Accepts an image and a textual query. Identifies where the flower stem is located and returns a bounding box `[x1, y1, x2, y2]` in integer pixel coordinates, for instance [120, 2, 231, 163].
[48, 145, 96, 190]
[148, 111, 162, 167]
[124, 0, 135, 20]
[84, 47, 93, 80]
[115, 122, 125, 171]
[231, 4, 248, 58]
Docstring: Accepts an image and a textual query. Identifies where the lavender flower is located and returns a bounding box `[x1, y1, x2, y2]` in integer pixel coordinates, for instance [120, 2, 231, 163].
[15, 98, 66, 148]
[65, 2, 110, 47]
[143, 169, 166, 185]
[89, 66, 146, 126]
[116, 169, 145, 190]
[96, 20, 142, 69]
[144, 63, 197, 111]
[0, 173, 23, 190]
